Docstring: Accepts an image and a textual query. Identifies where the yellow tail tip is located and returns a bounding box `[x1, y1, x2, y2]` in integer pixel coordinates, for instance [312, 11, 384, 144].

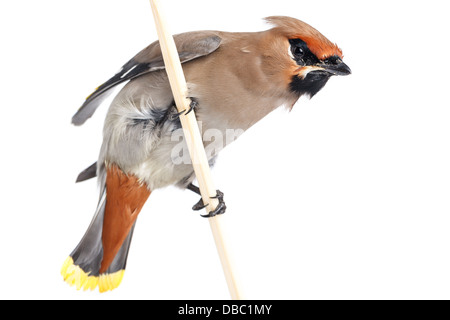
[61, 257, 125, 292]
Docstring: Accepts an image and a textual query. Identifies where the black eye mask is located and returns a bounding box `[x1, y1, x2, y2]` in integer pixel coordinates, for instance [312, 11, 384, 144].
[289, 39, 320, 66]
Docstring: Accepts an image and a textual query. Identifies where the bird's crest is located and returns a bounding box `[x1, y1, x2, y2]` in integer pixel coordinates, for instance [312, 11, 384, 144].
[265, 16, 343, 59]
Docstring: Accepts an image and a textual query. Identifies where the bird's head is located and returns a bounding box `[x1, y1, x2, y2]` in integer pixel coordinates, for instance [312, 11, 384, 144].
[262, 16, 351, 100]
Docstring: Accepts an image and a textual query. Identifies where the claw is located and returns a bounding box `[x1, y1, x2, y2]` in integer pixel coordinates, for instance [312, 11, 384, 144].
[192, 199, 209, 211]
[201, 201, 227, 218]
[184, 98, 198, 116]
[187, 184, 227, 218]
[169, 108, 186, 121]
[169, 99, 198, 119]
[210, 190, 224, 200]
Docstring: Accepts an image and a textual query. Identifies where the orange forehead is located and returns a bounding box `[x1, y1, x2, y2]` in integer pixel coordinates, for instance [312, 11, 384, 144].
[295, 35, 343, 60]
[264, 16, 344, 60]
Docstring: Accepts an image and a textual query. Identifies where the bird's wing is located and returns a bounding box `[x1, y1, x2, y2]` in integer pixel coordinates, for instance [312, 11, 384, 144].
[71, 31, 222, 126]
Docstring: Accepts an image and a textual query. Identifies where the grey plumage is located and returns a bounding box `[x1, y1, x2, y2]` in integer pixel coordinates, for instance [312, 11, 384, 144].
[76, 162, 97, 183]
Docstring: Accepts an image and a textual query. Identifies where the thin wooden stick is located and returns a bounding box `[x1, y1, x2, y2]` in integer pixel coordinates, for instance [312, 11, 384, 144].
[149, 0, 241, 300]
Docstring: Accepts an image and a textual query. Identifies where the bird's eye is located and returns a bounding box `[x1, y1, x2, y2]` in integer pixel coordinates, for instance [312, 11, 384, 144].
[293, 46, 304, 57]
[289, 39, 311, 65]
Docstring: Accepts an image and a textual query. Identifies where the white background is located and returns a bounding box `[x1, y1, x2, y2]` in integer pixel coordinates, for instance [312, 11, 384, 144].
[0, 0, 449, 300]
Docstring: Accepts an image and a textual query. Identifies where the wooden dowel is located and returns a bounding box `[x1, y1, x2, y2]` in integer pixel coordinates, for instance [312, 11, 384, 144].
[149, 0, 241, 300]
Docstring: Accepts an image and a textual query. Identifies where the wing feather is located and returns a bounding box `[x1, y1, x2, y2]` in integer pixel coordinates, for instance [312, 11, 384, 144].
[72, 32, 221, 126]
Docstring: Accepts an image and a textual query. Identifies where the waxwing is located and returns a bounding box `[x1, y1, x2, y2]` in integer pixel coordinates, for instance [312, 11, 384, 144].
[61, 16, 351, 292]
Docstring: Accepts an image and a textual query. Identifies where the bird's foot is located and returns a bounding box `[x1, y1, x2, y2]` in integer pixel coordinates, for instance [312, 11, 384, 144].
[188, 184, 226, 218]
[184, 98, 198, 115]
[170, 98, 198, 120]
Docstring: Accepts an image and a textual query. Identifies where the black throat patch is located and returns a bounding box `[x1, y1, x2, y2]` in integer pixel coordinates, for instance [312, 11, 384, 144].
[290, 71, 331, 98]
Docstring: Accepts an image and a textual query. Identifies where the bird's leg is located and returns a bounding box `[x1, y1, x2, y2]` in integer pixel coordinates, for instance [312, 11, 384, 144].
[187, 182, 201, 195]
[187, 183, 227, 217]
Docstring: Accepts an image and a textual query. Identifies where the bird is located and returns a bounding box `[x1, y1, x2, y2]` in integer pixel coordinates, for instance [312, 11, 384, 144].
[61, 16, 351, 292]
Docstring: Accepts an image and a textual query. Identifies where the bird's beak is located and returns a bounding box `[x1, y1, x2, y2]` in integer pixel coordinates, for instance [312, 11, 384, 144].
[317, 57, 351, 76]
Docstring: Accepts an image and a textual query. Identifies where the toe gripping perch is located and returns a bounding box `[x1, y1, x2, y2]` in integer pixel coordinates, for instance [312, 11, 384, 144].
[187, 183, 227, 218]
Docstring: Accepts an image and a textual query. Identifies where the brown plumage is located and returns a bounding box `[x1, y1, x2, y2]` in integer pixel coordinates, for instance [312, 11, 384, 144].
[100, 165, 151, 274]
[62, 16, 350, 292]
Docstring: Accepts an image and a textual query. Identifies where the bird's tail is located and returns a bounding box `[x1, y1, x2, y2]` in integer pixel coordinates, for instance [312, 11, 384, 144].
[61, 192, 136, 292]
